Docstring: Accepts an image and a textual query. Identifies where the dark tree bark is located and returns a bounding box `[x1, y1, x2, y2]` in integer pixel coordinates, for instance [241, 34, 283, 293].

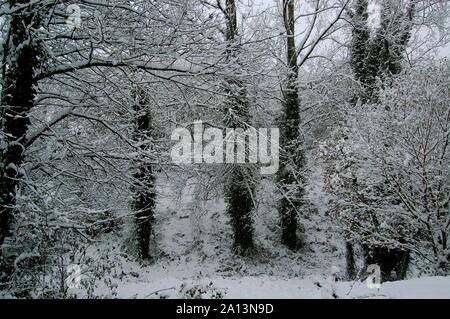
[224, 165, 255, 254]
[223, 0, 256, 255]
[277, 0, 305, 250]
[0, 0, 40, 248]
[345, 241, 356, 279]
[132, 87, 156, 260]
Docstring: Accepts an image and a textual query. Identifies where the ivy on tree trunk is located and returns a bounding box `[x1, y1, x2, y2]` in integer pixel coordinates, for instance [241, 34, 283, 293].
[223, 0, 256, 255]
[277, 0, 305, 250]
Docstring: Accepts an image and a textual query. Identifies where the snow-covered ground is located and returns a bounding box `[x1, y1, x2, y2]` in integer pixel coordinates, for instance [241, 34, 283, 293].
[112, 275, 450, 299]
[63, 171, 449, 299]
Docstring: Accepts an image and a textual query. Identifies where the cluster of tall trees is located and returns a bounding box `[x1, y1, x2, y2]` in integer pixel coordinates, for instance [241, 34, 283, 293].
[0, 0, 448, 296]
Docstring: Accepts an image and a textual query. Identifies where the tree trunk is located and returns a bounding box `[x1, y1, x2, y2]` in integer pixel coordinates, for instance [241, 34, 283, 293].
[132, 87, 156, 260]
[277, 0, 305, 250]
[223, 0, 255, 254]
[224, 166, 255, 254]
[350, 0, 375, 102]
[0, 0, 39, 247]
[345, 241, 357, 280]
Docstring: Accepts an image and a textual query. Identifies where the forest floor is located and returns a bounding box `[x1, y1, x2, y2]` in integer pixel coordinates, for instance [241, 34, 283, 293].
[111, 273, 450, 299]
[67, 170, 449, 299]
